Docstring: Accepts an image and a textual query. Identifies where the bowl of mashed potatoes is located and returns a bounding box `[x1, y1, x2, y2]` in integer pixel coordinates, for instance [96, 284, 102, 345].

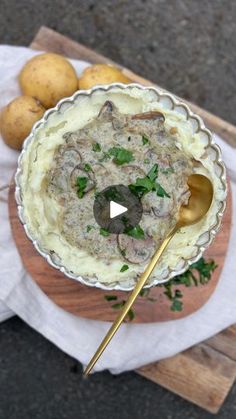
[15, 84, 227, 291]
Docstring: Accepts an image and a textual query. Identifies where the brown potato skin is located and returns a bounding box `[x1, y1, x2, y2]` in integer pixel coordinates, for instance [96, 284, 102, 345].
[79, 64, 131, 90]
[0, 96, 45, 150]
[19, 53, 78, 108]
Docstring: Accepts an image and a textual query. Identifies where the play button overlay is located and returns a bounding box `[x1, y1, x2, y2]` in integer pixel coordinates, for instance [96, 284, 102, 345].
[93, 184, 143, 234]
[110, 201, 127, 219]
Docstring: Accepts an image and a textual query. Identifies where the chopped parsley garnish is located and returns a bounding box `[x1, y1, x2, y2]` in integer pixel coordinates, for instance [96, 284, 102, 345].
[120, 264, 129, 272]
[92, 142, 101, 152]
[136, 177, 154, 190]
[104, 257, 217, 318]
[98, 151, 111, 162]
[105, 295, 135, 321]
[104, 186, 123, 202]
[111, 301, 126, 309]
[104, 295, 118, 301]
[185, 258, 217, 285]
[76, 176, 88, 199]
[127, 309, 135, 321]
[86, 224, 95, 233]
[170, 295, 183, 312]
[84, 163, 92, 172]
[129, 164, 170, 199]
[163, 257, 217, 311]
[108, 147, 134, 165]
[139, 289, 150, 297]
[148, 164, 158, 181]
[161, 167, 175, 175]
[144, 158, 150, 164]
[125, 225, 145, 240]
[155, 183, 171, 198]
[100, 227, 110, 237]
[142, 135, 150, 145]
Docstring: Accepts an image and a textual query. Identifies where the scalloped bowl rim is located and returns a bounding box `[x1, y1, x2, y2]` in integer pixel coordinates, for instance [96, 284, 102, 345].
[15, 83, 227, 291]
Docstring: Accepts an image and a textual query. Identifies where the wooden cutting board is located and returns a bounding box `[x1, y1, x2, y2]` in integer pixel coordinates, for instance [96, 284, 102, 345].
[10, 26, 236, 413]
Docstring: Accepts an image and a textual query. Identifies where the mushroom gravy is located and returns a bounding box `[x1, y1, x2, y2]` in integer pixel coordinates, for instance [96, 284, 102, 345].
[46, 101, 194, 266]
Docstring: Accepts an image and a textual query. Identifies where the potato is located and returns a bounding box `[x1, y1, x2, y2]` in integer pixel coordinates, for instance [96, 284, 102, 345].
[78, 64, 131, 90]
[0, 96, 45, 150]
[19, 53, 78, 108]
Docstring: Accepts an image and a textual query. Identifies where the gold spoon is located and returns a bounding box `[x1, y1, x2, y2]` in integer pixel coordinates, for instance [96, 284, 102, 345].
[84, 174, 213, 376]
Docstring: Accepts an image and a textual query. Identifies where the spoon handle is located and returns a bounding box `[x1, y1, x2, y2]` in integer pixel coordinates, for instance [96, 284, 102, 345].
[84, 225, 178, 376]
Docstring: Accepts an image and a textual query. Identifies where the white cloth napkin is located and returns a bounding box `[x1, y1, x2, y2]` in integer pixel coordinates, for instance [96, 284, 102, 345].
[0, 46, 235, 374]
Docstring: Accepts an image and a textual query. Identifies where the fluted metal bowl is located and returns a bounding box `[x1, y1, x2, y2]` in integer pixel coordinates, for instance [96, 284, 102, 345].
[15, 83, 227, 291]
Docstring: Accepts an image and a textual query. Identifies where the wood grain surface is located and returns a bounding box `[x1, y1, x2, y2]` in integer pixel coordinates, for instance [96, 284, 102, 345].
[137, 337, 236, 414]
[9, 26, 234, 413]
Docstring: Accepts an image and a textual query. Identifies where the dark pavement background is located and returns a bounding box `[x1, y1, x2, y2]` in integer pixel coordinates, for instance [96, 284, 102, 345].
[0, 1, 236, 418]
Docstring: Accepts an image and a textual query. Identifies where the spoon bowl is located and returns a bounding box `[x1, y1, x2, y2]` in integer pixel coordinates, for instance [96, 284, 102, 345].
[177, 174, 214, 228]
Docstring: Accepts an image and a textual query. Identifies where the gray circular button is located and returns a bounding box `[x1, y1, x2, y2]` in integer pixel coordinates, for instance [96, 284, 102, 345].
[93, 184, 143, 234]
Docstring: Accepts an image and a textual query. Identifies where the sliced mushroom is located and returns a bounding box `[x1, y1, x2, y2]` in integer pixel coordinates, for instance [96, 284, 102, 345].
[144, 149, 171, 169]
[89, 163, 111, 189]
[48, 167, 70, 195]
[97, 100, 127, 130]
[112, 116, 127, 131]
[117, 234, 155, 264]
[92, 162, 108, 177]
[126, 111, 165, 136]
[95, 101, 127, 130]
[70, 165, 95, 193]
[97, 100, 115, 121]
[63, 132, 79, 145]
[62, 196, 94, 247]
[91, 234, 120, 259]
[155, 128, 174, 146]
[120, 165, 146, 184]
[179, 189, 191, 205]
[57, 145, 82, 169]
[172, 159, 189, 171]
[131, 111, 165, 121]
[151, 198, 173, 218]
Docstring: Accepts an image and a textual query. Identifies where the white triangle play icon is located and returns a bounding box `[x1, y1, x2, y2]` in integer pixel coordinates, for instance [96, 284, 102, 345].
[110, 201, 127, 219]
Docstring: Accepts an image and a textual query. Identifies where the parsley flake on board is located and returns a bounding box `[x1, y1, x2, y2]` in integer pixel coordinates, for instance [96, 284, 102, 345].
[104, 257, 217, 319]
[76, 176, 88, 199]
[162, 257, 217, 311]
[109, 299, 135, 321]
[104, 295, 118, 301]
[120, 264, 129, 272]
[108, 147, 134, 165]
